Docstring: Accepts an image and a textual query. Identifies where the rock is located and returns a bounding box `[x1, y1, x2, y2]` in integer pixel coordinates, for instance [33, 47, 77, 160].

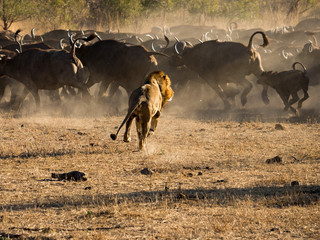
[270, 227, 280, 233]
[275, 123, 284, 130]
[266, 156, 282, 164]
[51, 171, 87, 181]
[217, 179, 226, 183]
[140, 168, 153, 175]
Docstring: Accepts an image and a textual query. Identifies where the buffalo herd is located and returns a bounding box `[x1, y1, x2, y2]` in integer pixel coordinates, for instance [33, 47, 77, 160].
[0, 18, 320, 115]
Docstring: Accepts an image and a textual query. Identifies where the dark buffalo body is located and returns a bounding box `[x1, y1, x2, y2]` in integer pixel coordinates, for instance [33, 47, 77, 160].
[0, 48, 89, 108]
[4, 42, 53, 52]
[296, 48, 320, 86]
[257, 62, 309, 114]
[171, 31, 269, 108]
[76, 39, 159, 97]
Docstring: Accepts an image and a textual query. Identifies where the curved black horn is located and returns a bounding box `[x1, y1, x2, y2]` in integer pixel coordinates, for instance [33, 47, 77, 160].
[14, 30, 23, 53]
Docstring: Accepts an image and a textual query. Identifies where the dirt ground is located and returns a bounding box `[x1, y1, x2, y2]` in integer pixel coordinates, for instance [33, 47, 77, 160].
[0, 98, 320, 239]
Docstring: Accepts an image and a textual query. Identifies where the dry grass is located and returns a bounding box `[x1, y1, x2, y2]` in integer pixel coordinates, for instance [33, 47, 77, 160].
[0, 106, 320, 239]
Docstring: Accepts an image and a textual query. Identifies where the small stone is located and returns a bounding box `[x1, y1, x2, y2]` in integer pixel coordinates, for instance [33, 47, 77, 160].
[266, 156, 282, 164]
[51, 171, 87, 181]
[270, 228, 280, 233]
[275, 123, 284, 130]
[140, 168, 152, 175]
[217, 179, 225, 183]
[198, 172, 203, 176]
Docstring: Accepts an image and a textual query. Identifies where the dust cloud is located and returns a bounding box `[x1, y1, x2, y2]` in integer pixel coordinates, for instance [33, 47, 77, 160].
[3, 15, 320, 123]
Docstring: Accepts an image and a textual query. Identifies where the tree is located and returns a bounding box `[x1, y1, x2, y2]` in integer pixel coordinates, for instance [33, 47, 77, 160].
[32, 0, 88, 29]
[0, 0, 33, 30]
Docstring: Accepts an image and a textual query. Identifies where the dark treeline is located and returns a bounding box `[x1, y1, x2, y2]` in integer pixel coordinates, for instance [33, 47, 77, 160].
[0, 0, 320, 32]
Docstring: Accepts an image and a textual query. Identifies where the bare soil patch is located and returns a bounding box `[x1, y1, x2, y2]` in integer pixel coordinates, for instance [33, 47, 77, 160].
[0, 108, 319, 239]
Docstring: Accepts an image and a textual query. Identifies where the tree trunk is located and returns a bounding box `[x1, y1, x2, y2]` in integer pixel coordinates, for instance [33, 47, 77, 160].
[287, 0, 301, 25]
[1, 0, 8, 30]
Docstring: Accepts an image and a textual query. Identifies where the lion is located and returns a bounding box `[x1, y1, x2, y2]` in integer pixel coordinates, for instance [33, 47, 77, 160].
[110, 70, 174, 150]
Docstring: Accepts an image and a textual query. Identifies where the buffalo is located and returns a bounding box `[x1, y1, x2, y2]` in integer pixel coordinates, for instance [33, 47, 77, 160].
[75, 36, 168, 100]
[0, 37, 90, 110]
[170, 31, 270, 109]
[257, 62, 309, 114]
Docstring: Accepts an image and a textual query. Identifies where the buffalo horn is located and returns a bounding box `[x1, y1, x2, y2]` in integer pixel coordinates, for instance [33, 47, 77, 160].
[31, 28, 35, 39]
[281, 50, 288, 59]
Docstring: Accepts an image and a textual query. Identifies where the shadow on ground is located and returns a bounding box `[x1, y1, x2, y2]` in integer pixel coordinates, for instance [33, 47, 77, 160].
[1, 185, 319, 211]
[173, 107, 320, 123]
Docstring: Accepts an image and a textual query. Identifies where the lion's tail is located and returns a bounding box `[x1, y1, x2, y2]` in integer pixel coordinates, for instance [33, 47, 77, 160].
[110, 99, 141, 141]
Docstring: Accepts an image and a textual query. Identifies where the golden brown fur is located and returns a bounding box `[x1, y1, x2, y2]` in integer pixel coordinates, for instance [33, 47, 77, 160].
[110, 70, 174, 150]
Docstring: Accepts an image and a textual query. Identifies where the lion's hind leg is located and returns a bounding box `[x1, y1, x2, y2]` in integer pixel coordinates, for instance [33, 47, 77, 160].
[148, 111, 160, 137]
[124, 114, 135, 142]
[136, 105, 152, 151]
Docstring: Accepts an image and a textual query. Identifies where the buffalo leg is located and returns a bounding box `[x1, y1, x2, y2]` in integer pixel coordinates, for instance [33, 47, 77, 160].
[0, 82, 5, 102]
[12, 87, 31, 110]
[66, 86, 77, 96]
[81, 88, 91, 98]
[220, 83, 240, 105]
[288, 92, 300, 107]
[208, 81, 231, 109]
[279, 93, 296, 113]
[68, 81, 91, 99]
[48, 89, 61, 103]
[261, 84, 270, 105]
[239, 79, 253, 106]
[298, 90, 309, 109]
[20, 80, 40, 109]
[109, 82, 123, 100]
[98, 81, 111, 98]
[28, 87, 40, 109]
[280, 94, 289, 111]
[85, 76, 97, 89]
